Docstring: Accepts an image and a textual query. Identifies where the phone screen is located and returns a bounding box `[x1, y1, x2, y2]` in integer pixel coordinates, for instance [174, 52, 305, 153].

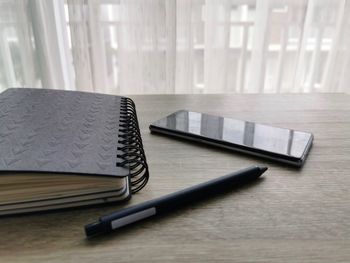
[151, 110, 313, 159]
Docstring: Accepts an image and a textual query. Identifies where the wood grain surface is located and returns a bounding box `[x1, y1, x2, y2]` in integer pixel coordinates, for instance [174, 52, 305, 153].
[1, 94, 349, 262]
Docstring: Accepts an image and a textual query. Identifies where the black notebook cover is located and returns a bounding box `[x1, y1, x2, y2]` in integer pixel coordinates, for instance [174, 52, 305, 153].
[0, 88, 149, 193]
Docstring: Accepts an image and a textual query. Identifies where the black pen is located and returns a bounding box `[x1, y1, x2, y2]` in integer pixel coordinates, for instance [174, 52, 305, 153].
[85, 165, 267, 237]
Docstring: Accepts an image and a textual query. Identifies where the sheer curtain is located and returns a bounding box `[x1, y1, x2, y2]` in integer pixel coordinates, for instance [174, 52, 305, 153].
[0, 0, 349, 94]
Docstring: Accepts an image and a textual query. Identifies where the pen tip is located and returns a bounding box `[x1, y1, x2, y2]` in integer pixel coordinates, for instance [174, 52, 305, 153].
[259, 166, 268, 174]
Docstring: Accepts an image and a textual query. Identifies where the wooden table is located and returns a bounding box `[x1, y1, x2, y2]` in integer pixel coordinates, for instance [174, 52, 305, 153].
[1, 94, 350, 262]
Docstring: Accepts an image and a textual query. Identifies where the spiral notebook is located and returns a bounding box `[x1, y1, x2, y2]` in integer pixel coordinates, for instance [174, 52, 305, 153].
[0, 88, 149, 215]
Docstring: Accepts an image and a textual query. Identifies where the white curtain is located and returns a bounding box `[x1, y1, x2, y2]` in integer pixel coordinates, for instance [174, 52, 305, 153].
[0, 0, 349, 94]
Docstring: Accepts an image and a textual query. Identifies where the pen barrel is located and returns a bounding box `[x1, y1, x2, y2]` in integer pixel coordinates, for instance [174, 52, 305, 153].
[152, 165, 263, 213]
[104, 166, 262, 218]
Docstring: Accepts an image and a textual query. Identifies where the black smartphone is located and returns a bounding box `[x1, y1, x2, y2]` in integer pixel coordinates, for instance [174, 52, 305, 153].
[149, 110, 313, 167]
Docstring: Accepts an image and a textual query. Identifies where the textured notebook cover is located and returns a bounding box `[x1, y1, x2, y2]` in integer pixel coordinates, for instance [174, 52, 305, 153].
[0, 88, 129, 177]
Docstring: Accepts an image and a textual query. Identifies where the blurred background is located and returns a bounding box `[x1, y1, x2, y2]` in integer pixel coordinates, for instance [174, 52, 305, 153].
[0, 0, 349, 95]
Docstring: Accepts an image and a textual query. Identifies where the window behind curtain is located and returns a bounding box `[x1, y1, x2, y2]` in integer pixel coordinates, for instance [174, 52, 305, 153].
[0, 0, 349, 94]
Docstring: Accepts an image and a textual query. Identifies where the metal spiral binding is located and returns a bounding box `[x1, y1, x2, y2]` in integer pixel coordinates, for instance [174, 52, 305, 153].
[117, 97, 149, 193]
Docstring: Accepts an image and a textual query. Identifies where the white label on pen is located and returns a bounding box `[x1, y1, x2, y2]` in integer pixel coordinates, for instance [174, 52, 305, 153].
[111, 207, 156, 229]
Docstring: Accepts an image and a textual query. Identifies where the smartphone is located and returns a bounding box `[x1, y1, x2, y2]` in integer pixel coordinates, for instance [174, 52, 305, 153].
[149, 110, 313, 167]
